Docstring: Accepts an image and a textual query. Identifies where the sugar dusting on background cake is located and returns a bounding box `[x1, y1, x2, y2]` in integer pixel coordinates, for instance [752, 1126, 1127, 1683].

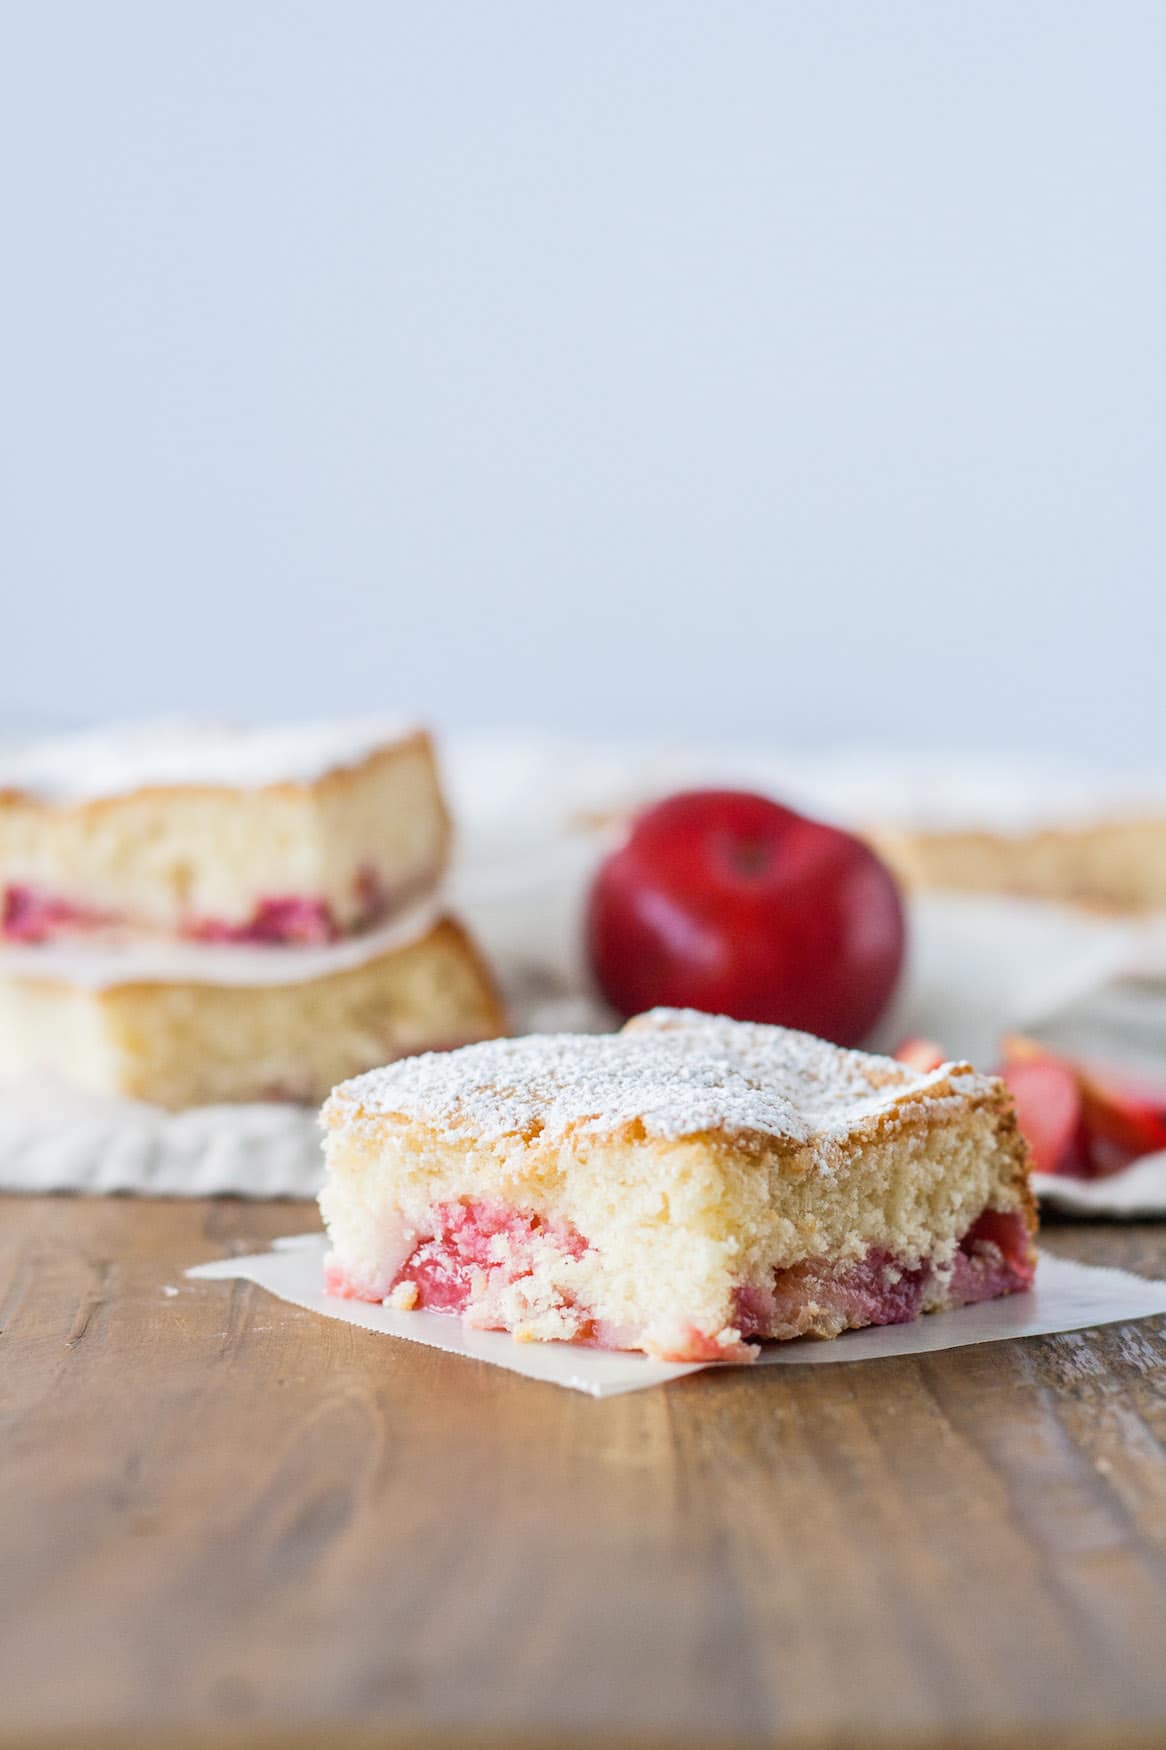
[0, 718, 418, 803]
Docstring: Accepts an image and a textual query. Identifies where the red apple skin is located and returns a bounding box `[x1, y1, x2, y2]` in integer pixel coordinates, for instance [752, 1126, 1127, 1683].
[586, 789, 906, 1047]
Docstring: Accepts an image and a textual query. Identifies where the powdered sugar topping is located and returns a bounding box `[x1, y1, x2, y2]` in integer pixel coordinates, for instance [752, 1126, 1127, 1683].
[326, 1008, 984, 1148]
[0, 718, 420, 804]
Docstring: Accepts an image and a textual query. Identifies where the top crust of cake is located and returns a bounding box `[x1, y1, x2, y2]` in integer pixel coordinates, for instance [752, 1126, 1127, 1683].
[0, 718, 422, 805]
[324, 1007, 1003, 1156]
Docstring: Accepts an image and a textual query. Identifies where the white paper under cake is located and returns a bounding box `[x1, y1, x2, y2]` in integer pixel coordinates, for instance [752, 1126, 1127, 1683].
[186, 1236, 1166, 1398]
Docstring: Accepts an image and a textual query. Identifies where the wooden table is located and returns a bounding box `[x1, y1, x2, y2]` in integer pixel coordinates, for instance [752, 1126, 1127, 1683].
[3, 1194, 1166, 1750]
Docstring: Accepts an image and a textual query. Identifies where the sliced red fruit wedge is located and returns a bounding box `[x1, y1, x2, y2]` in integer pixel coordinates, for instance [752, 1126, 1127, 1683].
[895, 1032, 1165, 1180]
[1075, 1066, 1166, 1173]
[998, 1059, 1089, 1178]
[1000, 1034, 1166, 1179]
[892, 1037, 948, 1074]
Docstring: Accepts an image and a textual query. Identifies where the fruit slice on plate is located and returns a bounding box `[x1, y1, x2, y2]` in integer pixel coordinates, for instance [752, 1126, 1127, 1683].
[1002, 1035, 1166, 1179]
[896, 1034, 1166, 1181]
[1076, 1066, 1166, 1168]
[997, 1057, 1089, 1178]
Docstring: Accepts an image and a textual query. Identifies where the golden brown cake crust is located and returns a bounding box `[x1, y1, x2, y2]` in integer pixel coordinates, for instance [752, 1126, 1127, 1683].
[326, 1006, 1036, 1209]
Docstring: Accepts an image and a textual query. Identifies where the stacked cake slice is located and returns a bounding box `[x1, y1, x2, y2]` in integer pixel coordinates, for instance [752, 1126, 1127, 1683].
[0, 720, 505, 1107]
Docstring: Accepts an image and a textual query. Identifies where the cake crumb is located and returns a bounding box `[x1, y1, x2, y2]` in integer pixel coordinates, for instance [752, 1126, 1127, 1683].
[387, 1281, 419, 1311]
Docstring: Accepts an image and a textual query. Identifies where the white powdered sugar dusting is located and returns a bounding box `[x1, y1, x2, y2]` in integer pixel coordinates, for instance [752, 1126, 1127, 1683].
[0, 718, 419, 804]
[326, 1007, 982, 1148]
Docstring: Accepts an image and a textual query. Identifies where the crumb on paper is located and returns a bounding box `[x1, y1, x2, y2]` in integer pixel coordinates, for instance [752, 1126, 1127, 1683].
[387, 1281, 419, 1311]
[161, 1285, 179, 1297]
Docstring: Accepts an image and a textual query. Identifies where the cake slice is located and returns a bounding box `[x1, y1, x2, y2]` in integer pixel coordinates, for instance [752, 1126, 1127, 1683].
[0, 914, 504, 1109]
[869, 816, 1166, 915]
[849, 758, 1166, 914]
[0, 719, 451, 944]
[320, 1008, 1036, 1361]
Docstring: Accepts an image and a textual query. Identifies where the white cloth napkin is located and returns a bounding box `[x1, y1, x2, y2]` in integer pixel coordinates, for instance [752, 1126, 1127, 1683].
[1034, 1159, 1166, 1218]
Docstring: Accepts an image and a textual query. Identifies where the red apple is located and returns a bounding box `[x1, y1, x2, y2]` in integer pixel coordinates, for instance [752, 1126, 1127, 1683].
[585, 789, 906, 1045]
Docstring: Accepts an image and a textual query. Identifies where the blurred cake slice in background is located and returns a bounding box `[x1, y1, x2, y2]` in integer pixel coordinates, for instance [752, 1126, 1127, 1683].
[0, 912, 504, 1109]
[0, 718, 511, 1113]
[806, 755, 1166, 916]
[0, 719, 451, 944]
[443, 733, 1166, 923]
[869, 813, 1166, 915]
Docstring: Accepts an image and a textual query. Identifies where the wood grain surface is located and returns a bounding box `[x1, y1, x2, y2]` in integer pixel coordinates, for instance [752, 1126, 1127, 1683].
[2, 1193, 1165, 1750]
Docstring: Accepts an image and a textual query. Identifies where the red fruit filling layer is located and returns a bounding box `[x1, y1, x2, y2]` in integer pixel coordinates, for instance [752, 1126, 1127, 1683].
[323, 1199, 598, 1335]
[324, 1200, 1034, 1356]
[186, 896, 340, 946]
[387, 1200, 589, 1314]
[733, 1207, 1034, 1341]
[2, 866, 390, 945]
[187, 867, 390, 945]
[1, 886, 117, 943]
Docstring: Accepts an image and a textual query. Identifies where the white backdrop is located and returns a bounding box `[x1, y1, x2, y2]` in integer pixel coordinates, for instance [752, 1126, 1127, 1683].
[1, 3, 1163, 764]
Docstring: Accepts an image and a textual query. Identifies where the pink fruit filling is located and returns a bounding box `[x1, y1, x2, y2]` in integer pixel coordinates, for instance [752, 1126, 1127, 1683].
[324, 1200, 1034, 1360]
[733, 1207, 1035, 1342]
[396, 1200, 589, 1315]
[324, 1198, 593, 1326]
[3, 865, 392, 945]
[1, 886, 115, 943]
[189, 868, 391, 945]
[187, 897, 340, 946]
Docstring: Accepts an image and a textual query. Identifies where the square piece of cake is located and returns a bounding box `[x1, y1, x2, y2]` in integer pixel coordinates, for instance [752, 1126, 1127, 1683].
[320, 1008, 1036, 1361]
[855, 758, 1166, 914]
[0, 719, 450, 944]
